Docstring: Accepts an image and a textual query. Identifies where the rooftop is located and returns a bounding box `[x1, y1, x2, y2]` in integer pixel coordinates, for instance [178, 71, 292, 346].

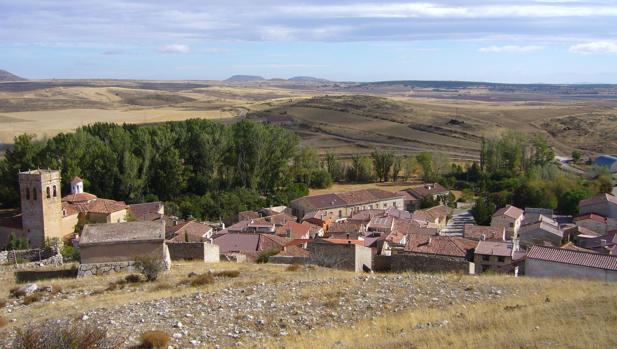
[80, 221, 165, 245]
[493, 205, 524, 220]
[475, 240, 514, 257]
[527, 245, 617, 271]
[580, 193, 617, 208]
[405, 234, 477, 258]
[292, 189, 402, 210]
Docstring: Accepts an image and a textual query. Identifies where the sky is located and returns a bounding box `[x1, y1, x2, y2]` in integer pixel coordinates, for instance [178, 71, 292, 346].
[1, 0, 617, 83]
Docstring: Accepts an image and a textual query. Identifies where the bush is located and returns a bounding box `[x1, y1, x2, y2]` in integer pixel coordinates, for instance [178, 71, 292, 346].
[256, 250, 278, 264]
[286, 264, 301, 272]
[23, 293, 42, 305]
[13, 321, 123, 349]
[189, 273, 214, 287]
[0, 316, 7, 328]
[61, 245, 80, 262]
[213, 270, 240, 278]
[125, 274, 142, 283]
[135, 256, 164, 282]
[140, 330, 170, 349]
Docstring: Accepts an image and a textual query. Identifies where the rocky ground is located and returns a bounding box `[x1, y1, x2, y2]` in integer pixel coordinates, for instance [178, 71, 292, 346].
[0, 266, 509, 349]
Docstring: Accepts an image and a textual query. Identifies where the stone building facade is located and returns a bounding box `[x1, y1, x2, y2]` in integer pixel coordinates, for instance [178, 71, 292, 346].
[19, 170, 63, 248]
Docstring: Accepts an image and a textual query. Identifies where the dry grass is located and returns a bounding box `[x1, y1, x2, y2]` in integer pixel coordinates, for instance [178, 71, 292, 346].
[22, 293, 42, 305]
[140, 330, 170, 349]
[254, 276, 617, 349]
[285, 264, 301, 272]
[0, 298, 6, 308]
[187, 273, 215, 287]
[213, 270, 241, 278]
[309, 181, 420, 196]
[0, 316, 7, 328]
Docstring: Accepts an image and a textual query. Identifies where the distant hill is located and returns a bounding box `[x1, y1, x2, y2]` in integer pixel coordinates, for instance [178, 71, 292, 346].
[225, 75, 265, 82]
[0, 69, 27, 82]
[288, 76, 330, 83]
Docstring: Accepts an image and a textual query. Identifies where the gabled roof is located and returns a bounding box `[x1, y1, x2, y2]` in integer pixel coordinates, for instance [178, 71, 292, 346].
[311, 238, 365, 246]
[405, 183, 449, 199]
[70, 176, 83, 184]
[519, 221, 562, 237]
[527, 245, 617, 271]
[580, 193, 617, 208]
[238, 211, 260, 221]
[129, 202, 163, 220]
[327, 221, 363, 234]
[573, 213, 607, 224]
[292, 189, 403, 210]
[302, 210, 335, 222]
[275, 221, 311, 239]
[475, 240, 514, 257]
[167, 221, 213, 243]
[404, 234, 477, 257]
[560, 242, 597, 253]
[493, 205, 524, 220]
[264, 213, 297, 226]
[463, 224, 505, 241]
[62, 192, 98, 204]
[213, 233, 260, 253]
[275, 246, 309, 257]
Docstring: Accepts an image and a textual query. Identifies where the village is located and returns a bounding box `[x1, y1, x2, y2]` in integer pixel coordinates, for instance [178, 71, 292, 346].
[1, 164, 615, 281]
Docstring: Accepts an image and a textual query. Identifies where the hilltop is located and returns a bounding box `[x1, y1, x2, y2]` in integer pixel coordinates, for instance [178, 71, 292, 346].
[288, 76, 330, 83]
[0, 70, 26, 82]
[225, 75, 266, 82]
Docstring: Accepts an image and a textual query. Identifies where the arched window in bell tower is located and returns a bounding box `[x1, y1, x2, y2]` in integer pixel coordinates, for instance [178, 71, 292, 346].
[53, 185, 57, 197]
[46, 186, 51, 198]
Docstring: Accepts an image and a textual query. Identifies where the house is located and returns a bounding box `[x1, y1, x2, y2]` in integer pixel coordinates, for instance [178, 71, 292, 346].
[290, 189, 404, 220]
[562, 225, 600, 245]
[573, 213, 617, 235]
[78, 221, 170, 277]
[166, 220, 214, 243]
[397, 183, 450, 211]
[128, 202, 164, 221]
[474, 240, 524, 274]
[301, 210, 335, 230]
[391, 234, 477, 273]
[307, 238, 373, 272]
[223, 218, 276, 234]
[412, 205, 449, 228]
[263, 213, 298, 227]
[594, 155, 617, 173]
[491, 205, 524, 239]
[236, 211, 261, 224]
[212, 233, 289, 261]
[326, 221, 365, 239]
[577, 231, 617, 255]
[525, 245, 617, 282]
[579, 193, 617, 219]
[463, 224, 506, 241]
[518, 221, 563, 247]
[275, 221, 311, 240]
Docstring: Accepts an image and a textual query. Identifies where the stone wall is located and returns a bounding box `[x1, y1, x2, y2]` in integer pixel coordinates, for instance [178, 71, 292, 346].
[77, 257, 172, 278]
[268, 256, 309, 264]
[390, 253, 468, 273]
[373, 255, 392, 272]
[167, 242, 220, 262]
[0, 247, 59, 265]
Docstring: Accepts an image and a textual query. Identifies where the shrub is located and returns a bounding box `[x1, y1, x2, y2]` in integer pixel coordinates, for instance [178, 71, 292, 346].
[286, 264, 301, 272]
[13, 321, 123, 349]
[0, 316, 7, 328]
[9, 286, 21, 298]
[189, 273, 214, 287]
[135, 256, 163, 282]
[140, 330, 170, 349]
[256, 250, 278, 264]
[125, 274, 142, 283]
[213, 270, 240, 278]
[23, 293, 42, 305]
[61, 245, 80, 262]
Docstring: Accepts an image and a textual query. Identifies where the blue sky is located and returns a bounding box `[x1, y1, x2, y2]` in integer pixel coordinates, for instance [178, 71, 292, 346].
[2, 0, 617, 83]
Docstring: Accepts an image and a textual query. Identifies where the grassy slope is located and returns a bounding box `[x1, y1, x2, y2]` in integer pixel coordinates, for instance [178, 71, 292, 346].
[259, 275, 617, 349]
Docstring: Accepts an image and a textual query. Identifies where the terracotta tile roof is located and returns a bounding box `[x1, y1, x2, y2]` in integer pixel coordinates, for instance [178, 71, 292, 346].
[348, 209, 386, 223]
[579, 232, 617, 249]
[519, 221, 562, 237]
[425, 205, 449, 221]
[70, 176, 83, 184]
[385, 207, 412, 219]
[563, 225, 600, 238]
[264, 213, 297, 226]
[80, 221, 165, 245]
[167, 221, 213, 243]
[62, 202, 79, 216]
[275, 221, 311, 239]
[560, 242, 597, 253]
[238, 211, 260, 221]
[83, 199, 128, 214]
[579, 193, 617, 208]
[293, 189, 402, 210]
[493, 205, 524, 220]
[128, 202, 163, 220]
[405, 234, 477, 257]
[463, 224, 505, 241]
[62, 192, 98, 203]
[396, 190, 420, 202]
[275, 246, 309, 257]
[213, 233, 260, 253]
[327, 221, 363, 235]
[302, 210, 335, 222]
[258, 234, 291, 251]
[573, 213, 607, 224]
[313, 238, 365, 246]
[527, 245, 617, 271]
[475, 240, 514, 257]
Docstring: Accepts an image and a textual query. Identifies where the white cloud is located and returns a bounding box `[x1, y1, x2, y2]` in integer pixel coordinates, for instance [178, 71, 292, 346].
[569, 41, 617, 54]
[479, 45, 544, 53]
[157, 44, 191, 54]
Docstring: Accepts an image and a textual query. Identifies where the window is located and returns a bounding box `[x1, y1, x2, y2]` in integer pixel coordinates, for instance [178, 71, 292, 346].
[482, 255, 490, 261]
[383, 203, 387, 208]
[32, 189, 37, 200]
[338, 210, 342, 218]
[46, 186, 51, 198]
[497, 256, 505, 263]
[53, 185, 57, 197]
[26, 188, 30, 200]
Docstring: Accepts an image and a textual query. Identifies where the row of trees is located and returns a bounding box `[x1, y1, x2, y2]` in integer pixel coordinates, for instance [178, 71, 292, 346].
[0, 120, 323, 220]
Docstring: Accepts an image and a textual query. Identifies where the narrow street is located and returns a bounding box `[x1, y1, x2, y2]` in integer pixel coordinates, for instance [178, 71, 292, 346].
[440, 208, 475, 237]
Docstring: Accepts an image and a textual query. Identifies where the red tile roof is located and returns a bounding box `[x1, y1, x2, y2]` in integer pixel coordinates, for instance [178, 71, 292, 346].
[580, 193, 617, 208]
[167, 221, 213, 243]
[275, 221, 311, 239]
[573, 213, 607, 224]
[405, 183, 449, 199]
[405, 234, 477, 257]
[129, 202, 163, 220]
[293, 189, 402, 210]
[275, 246, 309, 257]
[527, 245, 617, 271]
[62, 192, 98, 203]
[312, 238, 365, 246]
[463, 224, 505, 241]
[475, 240, 514, 257]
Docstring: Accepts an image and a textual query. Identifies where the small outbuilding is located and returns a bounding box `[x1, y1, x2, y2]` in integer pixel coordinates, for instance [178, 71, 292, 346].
[78, 221, 170, 277]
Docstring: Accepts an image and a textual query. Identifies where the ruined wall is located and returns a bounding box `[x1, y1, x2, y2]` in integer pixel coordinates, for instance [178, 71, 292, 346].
[390, 253, 468, 273]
